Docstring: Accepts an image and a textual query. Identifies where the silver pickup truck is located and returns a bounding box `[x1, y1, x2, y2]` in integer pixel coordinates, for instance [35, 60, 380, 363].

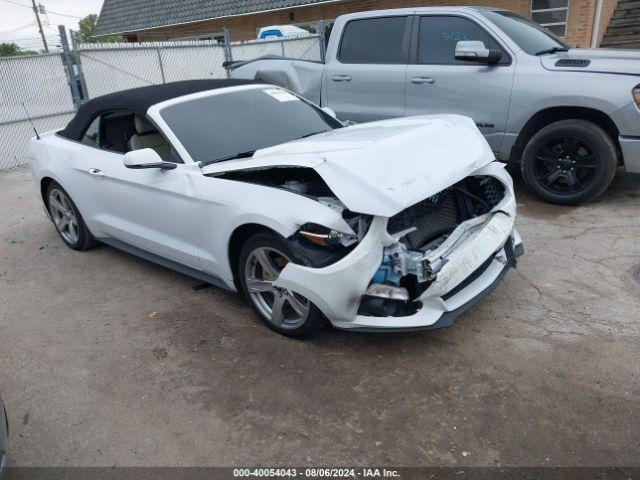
[231, 7, 640, 205]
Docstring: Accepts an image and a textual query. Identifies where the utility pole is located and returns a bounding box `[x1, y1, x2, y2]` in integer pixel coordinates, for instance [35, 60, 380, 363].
[58, 25, 82, 107]
[31, 0, 49, 53]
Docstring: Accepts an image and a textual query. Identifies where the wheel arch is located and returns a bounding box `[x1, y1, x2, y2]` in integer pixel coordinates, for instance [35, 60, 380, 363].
[228, 223, 281, 289]
[40, 176, 55, 211]
[510, 107, 621, 165]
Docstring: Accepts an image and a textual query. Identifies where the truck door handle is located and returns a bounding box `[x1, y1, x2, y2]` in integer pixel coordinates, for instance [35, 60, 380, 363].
[88, 168, 104, 178]
[411, 76, 435, 85]
[332, 75, 352, 82]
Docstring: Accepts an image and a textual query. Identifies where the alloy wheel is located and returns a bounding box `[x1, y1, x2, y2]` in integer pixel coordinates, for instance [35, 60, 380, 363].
[533, 136, 599, 195]
[244, 247, 310, 329]
[49, 188, 80, 244]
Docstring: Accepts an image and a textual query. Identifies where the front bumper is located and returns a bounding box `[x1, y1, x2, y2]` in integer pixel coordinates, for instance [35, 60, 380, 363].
[337, 233, 522, 332]
[275, 163, 522, 332]
[619, 135, 640, 174]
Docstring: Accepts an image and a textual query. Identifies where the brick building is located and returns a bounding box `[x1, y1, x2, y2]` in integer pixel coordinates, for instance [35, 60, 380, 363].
[94, 0, 630, 49]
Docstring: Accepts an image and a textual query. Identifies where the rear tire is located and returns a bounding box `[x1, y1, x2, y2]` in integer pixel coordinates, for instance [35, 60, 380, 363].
[238, 232, 326, 339]
[46, 181, 96, 251]
[521, 119, 617, 205]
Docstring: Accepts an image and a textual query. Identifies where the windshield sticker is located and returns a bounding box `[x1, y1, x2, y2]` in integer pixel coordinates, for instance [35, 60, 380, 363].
[264, 88, 299, 102]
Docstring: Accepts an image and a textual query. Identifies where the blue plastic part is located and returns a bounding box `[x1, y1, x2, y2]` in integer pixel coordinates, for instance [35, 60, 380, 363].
[371, 254, 402, 286]
[259, 29, 284, 39]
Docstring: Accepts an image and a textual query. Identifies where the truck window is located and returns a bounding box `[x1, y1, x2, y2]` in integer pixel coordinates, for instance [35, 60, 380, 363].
[418, 16, 507, 65]
[481, 10, 570, 55]
[339, 16, 408, 64]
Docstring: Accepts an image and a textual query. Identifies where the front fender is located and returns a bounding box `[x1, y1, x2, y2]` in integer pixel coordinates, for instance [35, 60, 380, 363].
[194, 175, 354, 285]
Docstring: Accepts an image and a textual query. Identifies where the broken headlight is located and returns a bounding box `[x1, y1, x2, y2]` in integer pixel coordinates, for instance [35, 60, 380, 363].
[298, 223, 357, 247]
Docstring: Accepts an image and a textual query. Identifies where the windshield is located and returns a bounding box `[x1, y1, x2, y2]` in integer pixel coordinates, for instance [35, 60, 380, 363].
[482, 10, 571, 55]
[160, 87, 342, 164]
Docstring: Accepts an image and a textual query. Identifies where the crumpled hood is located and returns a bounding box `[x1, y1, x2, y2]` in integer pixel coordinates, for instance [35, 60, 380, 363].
[540, 48, 640, 76]
[202, 114, 494, 217]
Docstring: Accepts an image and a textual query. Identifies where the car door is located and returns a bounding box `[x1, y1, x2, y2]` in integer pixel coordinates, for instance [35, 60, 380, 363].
[67, 111, 202, 269]
[324, 15, 411, 123]
[405, 15, 516, 154]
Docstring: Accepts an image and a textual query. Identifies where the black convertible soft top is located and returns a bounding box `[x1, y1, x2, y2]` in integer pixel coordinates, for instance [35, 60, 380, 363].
[58, 79, 258, 141]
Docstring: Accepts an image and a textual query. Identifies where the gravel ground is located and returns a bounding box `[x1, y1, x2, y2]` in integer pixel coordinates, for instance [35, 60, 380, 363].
[0, 167, 638, 467]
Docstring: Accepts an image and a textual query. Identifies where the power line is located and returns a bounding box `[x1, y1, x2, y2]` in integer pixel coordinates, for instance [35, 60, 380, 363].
[0, 21, 35, 37]
[44, 9, 82, 19]
[0, 0, 83, 18]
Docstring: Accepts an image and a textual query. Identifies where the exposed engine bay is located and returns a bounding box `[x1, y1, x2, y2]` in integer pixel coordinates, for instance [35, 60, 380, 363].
[363, 175, 509, 315]
[215, 168, 508, 302]
[211, 167, 372, 266]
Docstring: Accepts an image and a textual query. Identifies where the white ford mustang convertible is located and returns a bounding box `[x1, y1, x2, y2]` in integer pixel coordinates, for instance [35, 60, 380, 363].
[28, 80, 523, 338]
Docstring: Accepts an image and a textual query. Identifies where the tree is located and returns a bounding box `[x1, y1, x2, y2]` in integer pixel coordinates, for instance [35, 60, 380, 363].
[75, 14, 120, 43]
[0, 42, 38, 57]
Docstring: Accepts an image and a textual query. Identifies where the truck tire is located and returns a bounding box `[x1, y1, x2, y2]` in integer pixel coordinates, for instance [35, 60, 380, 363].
[521, 119, 617, 205]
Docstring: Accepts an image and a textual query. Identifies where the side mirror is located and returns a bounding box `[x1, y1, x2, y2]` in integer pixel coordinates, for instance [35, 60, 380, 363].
[123, 149, 176, 170]
[455, 40, 502, 64]
[321, 106, 337, 118]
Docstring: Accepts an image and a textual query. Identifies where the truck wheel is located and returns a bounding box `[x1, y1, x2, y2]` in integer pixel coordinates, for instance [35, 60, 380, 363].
[521, 119, 617, 205]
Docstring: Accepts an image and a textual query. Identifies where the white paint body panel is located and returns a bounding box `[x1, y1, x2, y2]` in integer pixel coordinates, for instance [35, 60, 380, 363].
[202, 114, 494, 217]
[28, 85, 521, 331]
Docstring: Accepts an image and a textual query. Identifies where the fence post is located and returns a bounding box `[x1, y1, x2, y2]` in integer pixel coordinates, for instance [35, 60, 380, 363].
[316, 20, 326, 62]
[156, 48, 166, 83]
[223, 27, 232, 78]
[58, 25, 82, 108]
[69, 29, 89, 101]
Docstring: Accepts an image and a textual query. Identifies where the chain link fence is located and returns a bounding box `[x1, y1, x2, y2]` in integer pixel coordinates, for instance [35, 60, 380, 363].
[75, 34, 322, 98]
[75, 41, 228, 98]
[0, 53, 76, 171]
[0, 31, 323, 172]
[230, 34, 322, 63]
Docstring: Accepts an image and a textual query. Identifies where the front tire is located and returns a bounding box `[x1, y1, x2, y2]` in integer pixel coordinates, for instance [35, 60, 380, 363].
[238, 232, 326, 338]
[521, 119, 617, 205]
[46, 181, 96, 251]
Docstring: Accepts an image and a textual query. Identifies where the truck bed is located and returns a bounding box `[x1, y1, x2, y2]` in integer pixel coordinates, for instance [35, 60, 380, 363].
[230, 55, 325, 105]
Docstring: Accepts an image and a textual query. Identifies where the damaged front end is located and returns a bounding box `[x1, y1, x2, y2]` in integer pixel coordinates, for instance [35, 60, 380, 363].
[359, 174, 517, 318]
[273, 162, 523, 332]
[214, 164, 374, 268]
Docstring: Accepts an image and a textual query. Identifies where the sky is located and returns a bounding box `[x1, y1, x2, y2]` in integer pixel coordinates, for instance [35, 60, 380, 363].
[0, 0, 104, 51]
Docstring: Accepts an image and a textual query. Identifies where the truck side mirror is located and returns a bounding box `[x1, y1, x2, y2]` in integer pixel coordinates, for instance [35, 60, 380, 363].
[455, 40, 502, 64]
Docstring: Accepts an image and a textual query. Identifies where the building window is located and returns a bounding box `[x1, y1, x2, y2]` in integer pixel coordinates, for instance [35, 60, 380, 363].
[531, 0, 569, 37]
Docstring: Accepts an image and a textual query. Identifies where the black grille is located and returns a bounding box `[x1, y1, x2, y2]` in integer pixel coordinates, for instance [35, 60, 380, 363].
[388, 176, 505, 250]
[479, 177, 505, 208]
[388, 190, 459, 250]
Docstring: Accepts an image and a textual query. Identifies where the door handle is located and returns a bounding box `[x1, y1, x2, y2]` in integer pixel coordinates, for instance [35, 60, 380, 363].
[411, 76, 436, 85]
[332, 75, 352, 82]
[88, 168, 104, 178]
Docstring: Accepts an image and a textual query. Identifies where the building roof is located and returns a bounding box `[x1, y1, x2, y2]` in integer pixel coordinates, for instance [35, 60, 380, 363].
[59, 79, 258, 140]
[94, 0, 337, 36]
